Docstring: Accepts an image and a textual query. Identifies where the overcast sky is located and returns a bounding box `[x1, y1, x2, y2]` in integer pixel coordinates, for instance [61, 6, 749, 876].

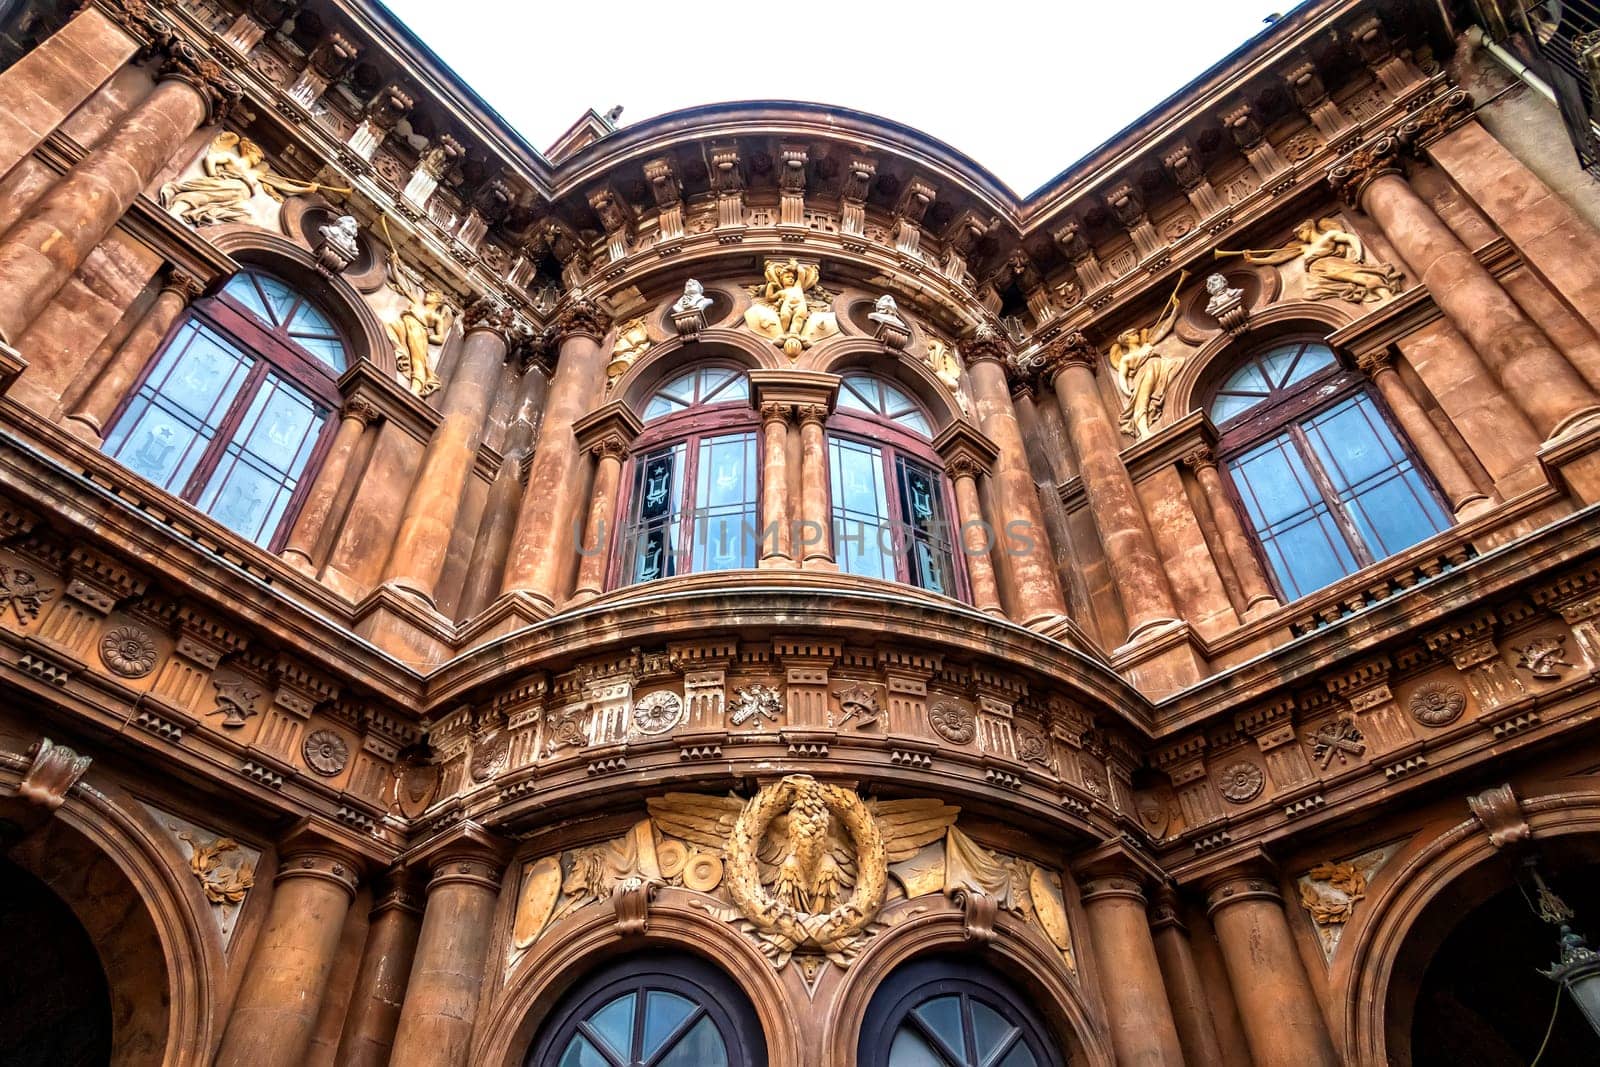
[379, 0, 1298, 196]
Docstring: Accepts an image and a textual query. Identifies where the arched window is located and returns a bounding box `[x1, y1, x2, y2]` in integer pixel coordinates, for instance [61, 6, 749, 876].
[859, 957, 1064, 1066]
[618, 365, 757, 585]
[103, 269, 348, 549]
[528, 953, 766, 1067]
[1206, 339, 1451, 601]
[828, 373, 959, 597]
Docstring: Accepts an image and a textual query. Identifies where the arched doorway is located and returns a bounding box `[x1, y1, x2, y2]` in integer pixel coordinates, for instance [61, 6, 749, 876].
[0, 853, 112, 1064]
[1409, 860, 1600, 1065]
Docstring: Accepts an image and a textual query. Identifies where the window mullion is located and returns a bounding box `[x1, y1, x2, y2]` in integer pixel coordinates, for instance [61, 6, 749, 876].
[1290, 422, 1374, 567]
[180, 361, 268, 504]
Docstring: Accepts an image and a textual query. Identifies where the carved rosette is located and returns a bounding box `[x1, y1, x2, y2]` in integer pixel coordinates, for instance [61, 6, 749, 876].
[929, 702, 976, 744]
[301, 729, 350, 776]
[632, 691, 684, 736]
[1408, 681, 1465, 726]
[100, 624, 157, 678]
[1218, 760, 1265, 803]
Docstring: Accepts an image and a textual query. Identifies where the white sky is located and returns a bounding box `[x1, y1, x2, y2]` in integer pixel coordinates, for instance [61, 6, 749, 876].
[379, 0, 1297, 196]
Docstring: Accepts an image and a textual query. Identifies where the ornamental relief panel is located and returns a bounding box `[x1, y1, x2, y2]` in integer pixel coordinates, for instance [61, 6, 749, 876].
[507, 775, 1076, 977]
[141, 802, 260, 948]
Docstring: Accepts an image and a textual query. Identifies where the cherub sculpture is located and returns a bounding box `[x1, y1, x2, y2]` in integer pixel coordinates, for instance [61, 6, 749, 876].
[744, 258, 839, 358]
[1217, 217, 1402, 303]
[1109, 271, 1187, 440]
[384, 245, 454, 397]
[160, 132, 345, 226]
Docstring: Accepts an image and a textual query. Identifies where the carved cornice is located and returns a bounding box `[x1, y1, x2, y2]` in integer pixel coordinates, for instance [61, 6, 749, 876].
[157, 39, 244, 125]
[1397, 87, 1473, 149]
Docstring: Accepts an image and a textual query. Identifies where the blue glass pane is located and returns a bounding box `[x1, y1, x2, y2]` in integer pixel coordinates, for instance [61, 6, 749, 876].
[970, 1001, 1016, 1059]
[839, 374, 931, 435]
[224, 273, 275, 325]
[655, 1015, 727, 1067]
[105, 322, 253, 492]
[829, 436, 891, 581]
[837, 376, 879, 415]
[1217, 360, 1270, 396]
[557, 1035, 613, 1067]
[1260, 343, 1304, 388]
[645, 368, 749, 421]
[995, 1044, 1038, 1067]
[913, 996, 965, 1053]
[586, 993, 634, 1059]
[1209, 391, 1263, 423]
[889, 1028, 950, 1067]
[692, 433, 757, 572]
[1229, 433, 1359, 600]
[1231, 436, 1323, 530]
[287, 329, 346, 371]
[197, 373, 324, 546]
[627, 444, 685, 583]
[1279, 342, 1337, 388]
[642, 991, 695, 1060]
[254, 273, 300, 325]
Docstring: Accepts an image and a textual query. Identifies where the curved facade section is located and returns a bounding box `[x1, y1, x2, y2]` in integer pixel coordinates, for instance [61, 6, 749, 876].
[3, 0, 1600, 1065]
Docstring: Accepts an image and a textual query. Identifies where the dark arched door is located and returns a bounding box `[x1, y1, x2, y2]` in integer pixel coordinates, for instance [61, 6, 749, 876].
[0, 855, 112, 1065]
[859, 956, 1065, 1066]
[528, 952, 766, 1067]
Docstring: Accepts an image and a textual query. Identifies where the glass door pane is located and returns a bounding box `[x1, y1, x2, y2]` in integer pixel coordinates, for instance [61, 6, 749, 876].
[197, 372, 326, 546]
[692, 433, 757, 572]
[1228, 431, 1358, 600]
[829, 436, 892, 580]
[624, 444, 686, 584]
[895, 456, 956, 595]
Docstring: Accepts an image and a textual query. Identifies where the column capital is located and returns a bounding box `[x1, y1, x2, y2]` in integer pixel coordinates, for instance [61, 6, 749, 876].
[405, 820, 512, 893]
[759, 400, 794, 424]
[554, 297, 611, 343]
[1327, 133, 1402, 208]
[161, 267, 205, 303]
[156, 39, 244, 124]
[275, 820, 366, 898]
[796, 403, 829, 427]
[341, 394, 383, 426]
[1071, 839, 1167, 896]
[931, 420, 999, 477]
[961, 322, 1012, 367]
[371, 867, 426, 917]
[1179, 445, 1217, 473]
[462, 297, 522, 344]
[1148, 884, 1188, 931]
[1203, 856, 1283, 915]
[1355, 347, 1395, 377]
[89, 0, 173, 48]
[1037, 330, 1100, 380]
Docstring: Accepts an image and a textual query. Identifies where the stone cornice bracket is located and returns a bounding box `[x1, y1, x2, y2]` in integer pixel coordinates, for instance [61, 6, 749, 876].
[157, 39, 246, 125]
[574, 400, 644, 458]
[1467, 782, 1531, 852]
[610, 875, 660, 936]
[1326, 133, 1402, 209]
[1148, 884, 1186, 931]
[553, 297, 610, 344]
[1396, 88, 1474, 150]
[12, 737, 92, 812]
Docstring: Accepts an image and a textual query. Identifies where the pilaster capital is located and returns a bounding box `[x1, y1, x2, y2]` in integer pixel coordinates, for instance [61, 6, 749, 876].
[554, 297, 611, 343]
[91, 0, 174, 50]
[1148, 884, 1187, 931]
[796, 403, 829, 428]
[1071, 839, 1167, 898]
[156, 39, 244, 124]
[275, 819, 365, 898]
[758, 401, 794, 425]
[405, 820, 512, 894]
[1179, 446, 1217, 473]
[573, 400, 644, 457]
[1397, 88, 1474, 150]
[370, 867, 426, 917]
[931, 420, 1000, 477]
[1327, 133, 1403, 208]
[1355, 347, 1394, 377]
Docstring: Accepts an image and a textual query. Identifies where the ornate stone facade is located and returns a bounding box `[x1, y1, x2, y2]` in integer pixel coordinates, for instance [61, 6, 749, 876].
[1, 0, 1600, 1064]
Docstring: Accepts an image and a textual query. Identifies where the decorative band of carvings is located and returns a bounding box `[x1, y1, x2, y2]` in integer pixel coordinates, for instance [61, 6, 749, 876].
[276, 848, 361, 897]
[427, 856, 504, 893]
[1205, 875, 1283, 915]
[1078, 875, 1147, 905]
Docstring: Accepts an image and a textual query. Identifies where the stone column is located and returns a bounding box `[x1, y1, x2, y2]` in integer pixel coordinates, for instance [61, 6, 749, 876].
[1356, 348, 1491, 518]
[1150, 887, 1227, 1067]
[388, 825, 510, 1067]
[1078, 867, 1185, 1065]
[0, 48, 238, 346]
[382, 304, 514, 605]
[0, 4, 144, 182]
[1206, 867, 1338, 1067]
[62, 269, 203, 443]
[932, 423, 1004, 617]
[214, 827, 362, 1067]
[758, 401, 793, 567]
[282, 396, 380, 575]
[1181, 447, 1280, 619]
[501, 300, 611, 606]
[568, 403, 641, 603]
[1331, 137, 1600, 439]
[459, 356, 550, 616]
[963, 329, 1068, 626]
[1044, 335, 1178, 641]
[334, 871, 425, 1067]
[797, 402, 834, 568]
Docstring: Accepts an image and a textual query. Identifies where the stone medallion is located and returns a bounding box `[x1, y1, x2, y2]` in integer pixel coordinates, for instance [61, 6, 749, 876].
[1218, 761, 1265, 803]
[301, 729, 350, 776]
[100, 624, 157, 678]
[928, 702, 975, 744]
[632, 691, 684, 736]
[1408, 681, 1466, 727]
[470, 732, 510, 782]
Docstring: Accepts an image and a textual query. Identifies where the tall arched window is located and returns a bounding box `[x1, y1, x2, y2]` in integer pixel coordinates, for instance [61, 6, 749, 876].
[859, 957, 1064, 1066]
[1207, 338, 1450, 601]
[103, 269, 348, 549]
[528, 953, 766, 1067]
[618, 365, 757, 586]
[828, 373, 959, 598]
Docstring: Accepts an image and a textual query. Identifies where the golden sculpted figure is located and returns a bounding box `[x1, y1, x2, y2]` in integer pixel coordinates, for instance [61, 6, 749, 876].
[1109, 271, 1187, 440]
[1217, 217, 1402, 303]
[744, 258, 839, 358]
[925, 339, 971, 416]
[383, 241, 454, 397]
[160, 132, 345, 226]
[607, 316, 653, 389]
